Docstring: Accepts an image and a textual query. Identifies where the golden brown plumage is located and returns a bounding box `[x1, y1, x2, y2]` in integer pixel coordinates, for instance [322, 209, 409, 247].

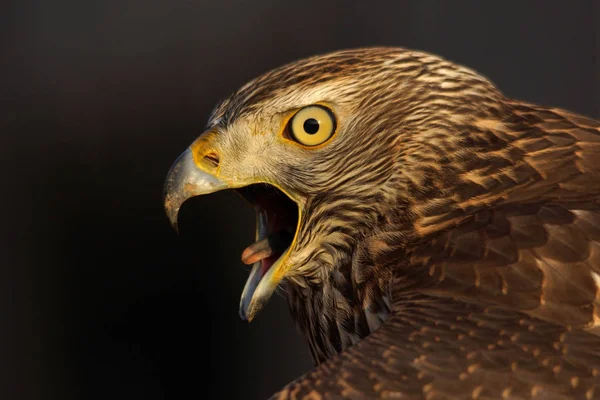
[164, 47, 600, 399]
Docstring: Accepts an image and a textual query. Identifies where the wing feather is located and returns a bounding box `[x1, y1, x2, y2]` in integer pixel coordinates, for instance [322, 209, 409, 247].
[411, 104, 600, 331]
[274, 295, 600, 399]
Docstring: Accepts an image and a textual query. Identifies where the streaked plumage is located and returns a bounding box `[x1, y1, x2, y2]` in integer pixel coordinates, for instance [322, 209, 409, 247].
[164, 47, 600, 399]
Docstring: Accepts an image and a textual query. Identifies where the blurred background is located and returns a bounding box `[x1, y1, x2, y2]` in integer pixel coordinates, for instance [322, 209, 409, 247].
[1, 1, 598, 399]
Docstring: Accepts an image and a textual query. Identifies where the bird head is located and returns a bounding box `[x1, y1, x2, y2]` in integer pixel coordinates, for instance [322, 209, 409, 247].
[164, 47, 502, 322]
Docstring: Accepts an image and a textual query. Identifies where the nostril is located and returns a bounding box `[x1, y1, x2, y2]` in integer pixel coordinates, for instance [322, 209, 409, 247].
[204, 152, 219, 168]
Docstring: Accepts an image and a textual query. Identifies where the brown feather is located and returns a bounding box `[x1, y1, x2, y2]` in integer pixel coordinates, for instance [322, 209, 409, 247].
[274, 295, 600, 399]
[206, 47, 600, 398]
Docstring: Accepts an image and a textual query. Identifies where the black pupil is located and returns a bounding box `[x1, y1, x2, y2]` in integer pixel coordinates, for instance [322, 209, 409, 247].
[303, 118, 320, 134]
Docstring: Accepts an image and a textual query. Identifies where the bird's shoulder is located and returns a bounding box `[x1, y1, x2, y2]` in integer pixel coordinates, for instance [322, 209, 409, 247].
[405, 102, 600, 332]
[274, 293, 600, 399]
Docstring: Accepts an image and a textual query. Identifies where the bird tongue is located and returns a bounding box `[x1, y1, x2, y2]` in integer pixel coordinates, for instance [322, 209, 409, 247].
[239, 190, 297, 271]
[241, 231, 293, 265]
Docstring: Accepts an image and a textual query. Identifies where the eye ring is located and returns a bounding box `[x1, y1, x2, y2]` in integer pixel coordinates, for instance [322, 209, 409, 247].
[285, 105, 337, 147]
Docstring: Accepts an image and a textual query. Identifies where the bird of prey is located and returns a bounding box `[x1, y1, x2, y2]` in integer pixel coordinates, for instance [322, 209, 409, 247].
[164, 47, 600, 399]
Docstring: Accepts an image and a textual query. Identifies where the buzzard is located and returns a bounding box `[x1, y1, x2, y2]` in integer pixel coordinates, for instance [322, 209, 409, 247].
[164, 48, 600, 399]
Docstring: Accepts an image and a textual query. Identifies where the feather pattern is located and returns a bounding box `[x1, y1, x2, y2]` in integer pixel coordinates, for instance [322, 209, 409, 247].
[208, 48, 600, 398]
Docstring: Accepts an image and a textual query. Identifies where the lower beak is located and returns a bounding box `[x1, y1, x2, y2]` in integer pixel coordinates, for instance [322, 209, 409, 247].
[239, 255, 285, 322]
[163, 148, 228, 232]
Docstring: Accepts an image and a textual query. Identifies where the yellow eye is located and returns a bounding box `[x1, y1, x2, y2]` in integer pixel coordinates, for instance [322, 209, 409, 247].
[287, 105, 337, 147]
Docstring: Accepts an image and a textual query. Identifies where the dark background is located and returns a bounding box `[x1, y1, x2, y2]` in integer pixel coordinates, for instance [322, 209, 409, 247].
[2, 1, 598, 399]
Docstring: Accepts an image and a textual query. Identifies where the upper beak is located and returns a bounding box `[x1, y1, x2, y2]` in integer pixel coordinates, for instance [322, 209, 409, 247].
[163, 147, 228, 232]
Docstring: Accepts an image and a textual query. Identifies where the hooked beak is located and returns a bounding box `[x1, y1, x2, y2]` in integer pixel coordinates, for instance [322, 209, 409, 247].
[163, 148, 228, 233]
[164, 142, 299, 322]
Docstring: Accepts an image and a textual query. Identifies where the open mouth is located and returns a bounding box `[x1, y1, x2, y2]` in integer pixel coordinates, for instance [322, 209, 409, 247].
[162, 147, 301, 321]
[236, 184, 299, 319]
